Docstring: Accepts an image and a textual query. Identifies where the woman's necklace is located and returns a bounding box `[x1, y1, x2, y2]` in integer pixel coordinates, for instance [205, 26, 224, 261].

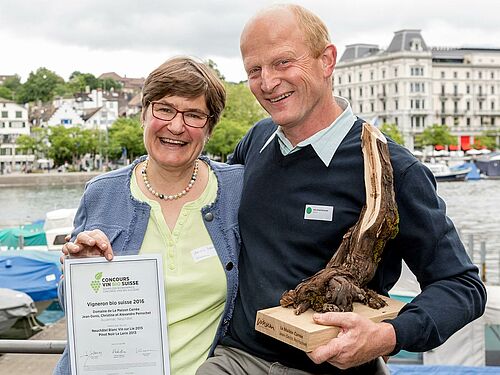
[141, 157, 199, 200]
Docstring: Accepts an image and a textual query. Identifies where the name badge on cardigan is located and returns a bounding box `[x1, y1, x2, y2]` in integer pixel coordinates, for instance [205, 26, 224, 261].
[304, 205, 334, 222]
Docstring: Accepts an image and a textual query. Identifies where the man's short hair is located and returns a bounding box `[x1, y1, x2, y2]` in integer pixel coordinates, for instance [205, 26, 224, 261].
[281, 4, 331, 58]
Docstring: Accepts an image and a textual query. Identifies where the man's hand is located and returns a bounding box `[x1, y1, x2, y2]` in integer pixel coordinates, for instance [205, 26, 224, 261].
[306, 312, 396, 369]
[61, 229, 114, 264]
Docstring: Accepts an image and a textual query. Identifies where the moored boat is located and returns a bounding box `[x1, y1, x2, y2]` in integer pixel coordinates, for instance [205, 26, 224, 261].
[423, 162, 471, 182]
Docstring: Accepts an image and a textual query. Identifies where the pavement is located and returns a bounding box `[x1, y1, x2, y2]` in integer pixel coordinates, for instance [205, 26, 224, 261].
[0, 318, 66, 375]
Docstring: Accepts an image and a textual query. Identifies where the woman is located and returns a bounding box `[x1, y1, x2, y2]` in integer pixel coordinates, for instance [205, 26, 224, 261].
[53, 57, 243, 375]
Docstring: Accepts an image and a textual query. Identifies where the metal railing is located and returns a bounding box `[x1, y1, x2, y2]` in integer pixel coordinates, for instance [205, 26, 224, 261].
[0, 339, 66, 354]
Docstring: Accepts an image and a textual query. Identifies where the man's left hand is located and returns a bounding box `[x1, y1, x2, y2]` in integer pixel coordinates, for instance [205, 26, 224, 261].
[306, 312, 396, 369]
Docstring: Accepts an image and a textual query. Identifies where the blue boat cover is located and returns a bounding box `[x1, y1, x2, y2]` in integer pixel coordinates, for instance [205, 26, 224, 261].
[0, 250, 61, 301]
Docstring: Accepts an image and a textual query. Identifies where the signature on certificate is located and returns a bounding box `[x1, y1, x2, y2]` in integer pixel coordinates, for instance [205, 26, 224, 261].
[136, 347, 159, 357]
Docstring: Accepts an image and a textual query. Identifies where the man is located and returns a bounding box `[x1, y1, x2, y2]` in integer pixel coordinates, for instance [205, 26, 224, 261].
[198, 4, 486, 374]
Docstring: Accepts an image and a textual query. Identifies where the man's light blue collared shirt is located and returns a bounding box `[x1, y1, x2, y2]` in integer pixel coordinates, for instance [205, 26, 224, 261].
[259, 96, 357, 167]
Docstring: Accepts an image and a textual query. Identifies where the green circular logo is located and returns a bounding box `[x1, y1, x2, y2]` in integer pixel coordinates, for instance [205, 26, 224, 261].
[306, 207, 312, 214]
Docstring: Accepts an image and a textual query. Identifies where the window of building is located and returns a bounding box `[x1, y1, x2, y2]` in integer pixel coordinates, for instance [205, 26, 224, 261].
[1, 111, 7, 118]
[371, 103, 374, 112]
[466, 101, 470, 111]
[15, 111, 22, 118]
[454, 101, 458, 113]
[359, 73, 362, 82]
[441, 117, 446, 125]
[395, 100, 398, 110]
[492, 101, 495, 110]
[491, 72, 495, 79]
[359, 87, 363, 97]
[411, 99, 414, 109]
[478, 72, 482, 79]
[466, 85, 470, 94]
[370, 71, 374, 80]
[441, 84, 445, 95]
[382, 70, 386, 79]
[454, 117, 459, 126]
[466, 118, 471, 126]
[479, 101, 483, 110]
[348, 74, 351, 83]
[61, 119, 72, 125]
[492, 117, 496, 126]
[338, 90, 342, 97]
[492, 86, 495, 95]
[479, 86, 483, 95]
[370, 86, 374, 96]
[395, 117, 398, 125]
[394, 67, 398, 77]
[382, 101, 386, 111]
[441, 71, 445, 79]
[453, 71, 458, 79]
[466, 72, 470, 79]
[338, 76, 342, 85]
[359, 104, 363, 113]
[441, 101, 446, 113]
[454, 85, 458, 95]
[394, 83, 398, 93]
[348, 88, 352, 99]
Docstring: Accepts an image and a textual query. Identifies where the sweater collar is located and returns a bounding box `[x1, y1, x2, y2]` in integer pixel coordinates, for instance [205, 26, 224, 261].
[259, 96, 356, 167]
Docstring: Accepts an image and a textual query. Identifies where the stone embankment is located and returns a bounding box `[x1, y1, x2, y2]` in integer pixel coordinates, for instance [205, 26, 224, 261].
[0, 172, 101, 187]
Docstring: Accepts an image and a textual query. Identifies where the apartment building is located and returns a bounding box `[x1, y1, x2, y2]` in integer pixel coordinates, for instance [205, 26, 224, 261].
[334, 29, 500, 150]
[0, 98, 33, 172]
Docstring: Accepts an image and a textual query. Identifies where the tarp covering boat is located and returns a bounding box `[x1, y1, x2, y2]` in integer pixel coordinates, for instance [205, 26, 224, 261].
[0, 250, 61, 301]
[0, 221, 47, 249]
[0, 288, 37, 334]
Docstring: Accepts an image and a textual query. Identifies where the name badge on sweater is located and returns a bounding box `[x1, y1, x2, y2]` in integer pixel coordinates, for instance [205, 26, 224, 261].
[191, 244, 217, 262]
[304, 204, 334, 222]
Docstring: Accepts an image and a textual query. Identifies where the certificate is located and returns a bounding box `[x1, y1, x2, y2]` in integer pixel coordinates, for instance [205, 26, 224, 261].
[64, 254, 169, 375]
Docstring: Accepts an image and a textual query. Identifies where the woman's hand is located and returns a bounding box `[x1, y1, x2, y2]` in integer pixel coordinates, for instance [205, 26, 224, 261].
[61, 229, 114, 263]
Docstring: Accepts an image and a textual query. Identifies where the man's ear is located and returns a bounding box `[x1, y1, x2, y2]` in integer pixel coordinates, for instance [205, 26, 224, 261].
[321, 44, 337, 77]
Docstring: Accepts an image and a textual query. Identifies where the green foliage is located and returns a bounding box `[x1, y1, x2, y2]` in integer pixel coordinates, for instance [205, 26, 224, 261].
[206, 59, 225, 81]
[16, 127, 49, 157]
[107, 117, 145, 161]
[379, 123, 404, 145]
[66, 72, 121, 94]
[47, 126, 100, 165]
[205, 82, 266, 160]
[416, 124, 455, 147]
[475, 130, 498, 150]
[0, 86, 13, 100]
[0, 75, 22, 100]
[17, 67, 65, 103]
[205, 119, 249, 161]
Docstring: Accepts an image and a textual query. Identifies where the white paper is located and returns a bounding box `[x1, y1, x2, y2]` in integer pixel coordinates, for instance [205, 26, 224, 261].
[64, 254, 169, 375]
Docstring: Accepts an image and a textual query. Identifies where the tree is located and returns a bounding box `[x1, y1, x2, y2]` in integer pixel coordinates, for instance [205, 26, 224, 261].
[47, 126, 99, 166]
[205, 82, 266, 160]
[0, 75, 21, 101]
[17, 67, 65, 103]
[206, 59, 225, 81]
[474, 130, 498, 150]
[16, 127, 49, 158]
[107, 117, 145, 161]
[379, 123, 404, 145]
[416, 124, 455, 148]
[205, 119, 249, 161]
[0, 86, 13, 100]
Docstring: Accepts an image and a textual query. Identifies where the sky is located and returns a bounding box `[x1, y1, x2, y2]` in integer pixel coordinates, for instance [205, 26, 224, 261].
[0, 0, 499, 83]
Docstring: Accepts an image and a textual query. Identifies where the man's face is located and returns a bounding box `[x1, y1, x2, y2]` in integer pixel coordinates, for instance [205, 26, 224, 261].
[240, 11, 329, 133]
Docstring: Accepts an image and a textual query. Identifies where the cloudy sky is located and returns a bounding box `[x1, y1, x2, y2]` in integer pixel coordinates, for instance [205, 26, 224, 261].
[0, 0, 498, 83]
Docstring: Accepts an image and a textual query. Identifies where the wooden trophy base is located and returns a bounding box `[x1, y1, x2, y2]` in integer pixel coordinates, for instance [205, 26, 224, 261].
[255, 296, 405, 352]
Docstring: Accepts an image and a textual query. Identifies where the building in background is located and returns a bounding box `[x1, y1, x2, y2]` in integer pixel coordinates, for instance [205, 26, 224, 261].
[0, 98, 33, 172]
[334, 29, 500, 150]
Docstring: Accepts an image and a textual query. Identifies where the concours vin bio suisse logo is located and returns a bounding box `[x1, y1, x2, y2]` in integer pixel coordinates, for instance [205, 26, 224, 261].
[90, 271, 140, 293]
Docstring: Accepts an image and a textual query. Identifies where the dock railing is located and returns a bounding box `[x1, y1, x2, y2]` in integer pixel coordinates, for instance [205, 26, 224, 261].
[0, 339, 66, 354]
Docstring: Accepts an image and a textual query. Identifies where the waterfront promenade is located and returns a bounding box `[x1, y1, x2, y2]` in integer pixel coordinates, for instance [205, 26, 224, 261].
[0, 318, 66, 375]
[0, 171, 101, 187]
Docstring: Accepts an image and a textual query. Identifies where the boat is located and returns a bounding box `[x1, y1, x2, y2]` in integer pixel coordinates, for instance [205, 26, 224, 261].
[475, 152, 500, 178]
[0, 208, 77, 251]
[423, 162, 471, 182]
[0, 250, 62, 312]
[0, 288, 38, 334]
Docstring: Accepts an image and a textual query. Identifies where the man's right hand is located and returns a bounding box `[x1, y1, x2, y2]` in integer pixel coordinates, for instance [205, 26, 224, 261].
[61, 229, 114, 264]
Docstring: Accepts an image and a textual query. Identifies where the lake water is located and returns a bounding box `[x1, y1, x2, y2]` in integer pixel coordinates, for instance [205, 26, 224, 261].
[1, 179, 499, 282]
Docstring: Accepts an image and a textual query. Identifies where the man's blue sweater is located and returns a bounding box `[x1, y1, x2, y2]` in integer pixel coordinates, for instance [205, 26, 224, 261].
[223, 118, 486, 373]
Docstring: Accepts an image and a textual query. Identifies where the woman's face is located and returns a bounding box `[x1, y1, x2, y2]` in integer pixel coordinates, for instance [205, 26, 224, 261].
[143, 94, 210, 171]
